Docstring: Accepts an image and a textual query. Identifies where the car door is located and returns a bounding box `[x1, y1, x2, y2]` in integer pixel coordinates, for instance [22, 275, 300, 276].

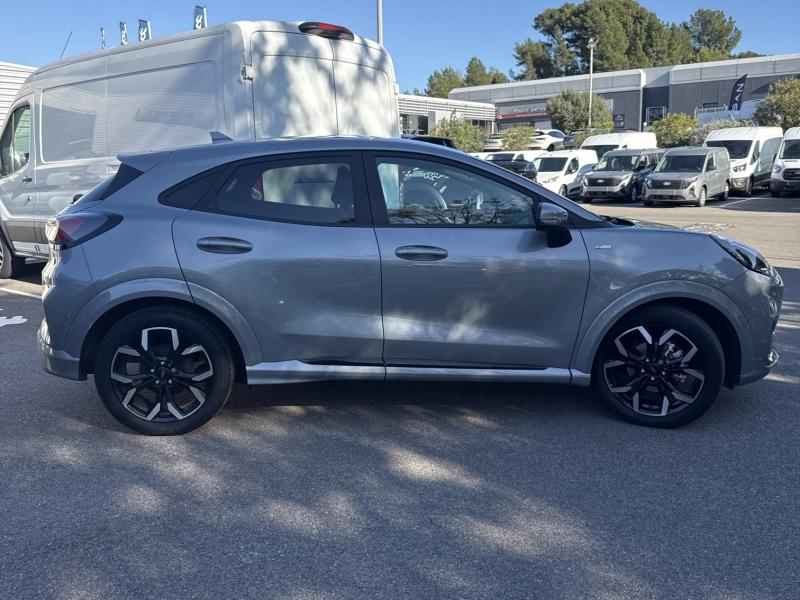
[365, 151, 590, 370]
[0, 100, 40, 254]
[171, 151, 383, 367]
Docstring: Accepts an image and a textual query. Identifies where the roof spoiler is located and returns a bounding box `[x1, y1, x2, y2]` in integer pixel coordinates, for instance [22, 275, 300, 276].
[210, 131, 233, 144]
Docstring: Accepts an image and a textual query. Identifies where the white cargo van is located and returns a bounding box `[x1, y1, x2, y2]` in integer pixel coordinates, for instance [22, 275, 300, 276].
[533, 149, 598, 195]
[581, 131, 657, 159]
[0, 20, 399, 274]
[770, 127, 800, 197]
[704, 127, 783, 196]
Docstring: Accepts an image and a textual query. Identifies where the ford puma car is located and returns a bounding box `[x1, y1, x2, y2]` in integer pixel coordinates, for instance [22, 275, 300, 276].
[39, 138, 782, 435]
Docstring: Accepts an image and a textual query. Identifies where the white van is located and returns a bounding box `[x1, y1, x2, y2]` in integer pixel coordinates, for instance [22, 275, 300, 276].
[770, 127, 800, 197]
[534, 149, 598, 195]
[580, 131, 657, 159]
[0, 20, 399, 269]
[704, 127, 783, 196]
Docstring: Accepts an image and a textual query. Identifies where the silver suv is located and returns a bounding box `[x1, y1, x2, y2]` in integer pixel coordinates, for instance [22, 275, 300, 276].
[39, 138, 782, 435]
[644, 147, 731, 206]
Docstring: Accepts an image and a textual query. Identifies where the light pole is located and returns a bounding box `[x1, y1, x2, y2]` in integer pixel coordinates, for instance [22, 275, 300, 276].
[377, 0, 383, 45]
[587, 37, 597, 129]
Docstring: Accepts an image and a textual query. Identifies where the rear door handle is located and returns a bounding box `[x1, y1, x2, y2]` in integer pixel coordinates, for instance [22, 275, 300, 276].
[196, 237, 253, 254]
[395, 245, 448, 261]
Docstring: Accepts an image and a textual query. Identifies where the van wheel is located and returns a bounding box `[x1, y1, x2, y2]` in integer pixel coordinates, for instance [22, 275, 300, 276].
[744, 177, 753, 197]
[629, 184, 639, 203]
[592, 305, 724, 428]
[721, 181, 730, 202]
[697, 186, 707, 207]
[93, 308, 235, 435]
[770, 183, 782, 197]
[643, 199, 654, 207]
[0, 235, 25, 279]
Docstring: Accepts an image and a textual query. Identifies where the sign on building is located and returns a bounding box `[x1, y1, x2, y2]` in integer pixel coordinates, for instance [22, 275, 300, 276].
[138, 19, 152, 42]
[119, 22, 128, 46]
[194, 6, 208, 30]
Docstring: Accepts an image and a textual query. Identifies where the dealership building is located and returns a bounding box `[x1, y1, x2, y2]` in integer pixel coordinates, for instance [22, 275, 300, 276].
[448, 53, 800, 132]
[397, 93, 496, 135]
[0, 61, 35, 126]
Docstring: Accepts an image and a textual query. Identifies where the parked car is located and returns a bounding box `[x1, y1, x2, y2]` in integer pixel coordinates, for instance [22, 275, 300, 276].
[770, 127, 800, 197]
[704, 127, 783, 196]
[39, 137, 782, 434]
[484, 152, 536, 179]
[581, 131, 658, 160]
[0, 20, 399, 278]
[482, 133, 504, 151]
[529, 129, 566, 151]
[643, 147, 730, 206]
[581, 149, 664, 203]
[565, 164, 595, 200]
[563, 129, 603, 149]
[533, 149, 598, 195]
[402, 134, 458, 149]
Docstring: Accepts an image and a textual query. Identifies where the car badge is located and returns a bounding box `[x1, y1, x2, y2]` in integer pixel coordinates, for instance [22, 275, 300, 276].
[597, 179, 605, 183]
[663, 181, 671, 186]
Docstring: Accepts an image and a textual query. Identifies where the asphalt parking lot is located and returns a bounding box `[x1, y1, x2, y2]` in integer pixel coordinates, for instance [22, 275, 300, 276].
[1, 191, 798, 599]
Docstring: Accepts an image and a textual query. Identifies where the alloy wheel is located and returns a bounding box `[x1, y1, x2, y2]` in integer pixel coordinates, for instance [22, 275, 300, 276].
[603, 325, 706, 417]
[109, 327, 214, 423]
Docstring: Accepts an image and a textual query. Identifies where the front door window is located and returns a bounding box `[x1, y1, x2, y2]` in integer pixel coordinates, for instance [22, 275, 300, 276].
[0, 105, 31, 177]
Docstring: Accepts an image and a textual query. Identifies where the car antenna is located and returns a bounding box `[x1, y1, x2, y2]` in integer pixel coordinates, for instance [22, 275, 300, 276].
[59, 30, 73, 60]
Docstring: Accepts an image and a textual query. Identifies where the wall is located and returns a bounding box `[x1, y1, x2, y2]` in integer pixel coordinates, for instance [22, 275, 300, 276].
[0, 62, 36, 127]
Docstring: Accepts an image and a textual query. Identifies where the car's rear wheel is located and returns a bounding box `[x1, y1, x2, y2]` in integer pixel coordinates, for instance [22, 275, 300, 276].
[592, 305, 724, 428]
[643, 198, 654, 206]
[0, 235, 25, 279]
[94, 308, 235, 435]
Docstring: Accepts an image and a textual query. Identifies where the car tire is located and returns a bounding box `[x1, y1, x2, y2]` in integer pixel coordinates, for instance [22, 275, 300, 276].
[721, 181, 730, 202]
[697, 186, 707, 207]
[629, 184, 639, 203]
[0, 234, 25, 279]
[548, 144, 555, 152]
[643, 199, 654, 207]
[559, 185, 567, 197]
[94, 307, 235, 435]
[744, 177, 753, 197]
[592, 305, 724, 428]
[770, 183, 782, 197]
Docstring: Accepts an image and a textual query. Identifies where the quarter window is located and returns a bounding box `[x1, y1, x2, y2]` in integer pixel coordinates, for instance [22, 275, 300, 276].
[0, 105, 31, 177]
[208, 158, 356, 224]
[375, 157, 536, 226]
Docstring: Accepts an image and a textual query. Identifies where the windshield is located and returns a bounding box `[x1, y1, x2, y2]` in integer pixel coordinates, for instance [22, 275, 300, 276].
[656, 155, 705, 173]
[706, 139, 750, 159]
[584, 144, 619, 159]
[534, 157, 568, 172]
[781, 140, 800, 159]
[594, 155, 639, 171]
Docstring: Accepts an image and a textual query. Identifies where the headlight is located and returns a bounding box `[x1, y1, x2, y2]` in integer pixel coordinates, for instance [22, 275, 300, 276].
[682, 178, 698, 189]
[711, 234, 773, 276]
[645, 178, 653, 188]
[733, 164, 746, 173]
[773, 165, 783, 175]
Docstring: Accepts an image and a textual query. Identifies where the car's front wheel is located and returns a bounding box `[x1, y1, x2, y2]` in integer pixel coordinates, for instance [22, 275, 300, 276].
[592, 305, 724, 428]
[94, 308, 235, 435]
[0, 235, 25, 279]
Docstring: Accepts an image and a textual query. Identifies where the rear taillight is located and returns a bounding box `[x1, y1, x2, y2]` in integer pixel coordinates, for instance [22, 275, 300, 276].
[298, 21, 355, 41]
[45, 212, 122, 250]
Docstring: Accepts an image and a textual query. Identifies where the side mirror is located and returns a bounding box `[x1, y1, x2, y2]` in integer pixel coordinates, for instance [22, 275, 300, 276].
[751, 152, 759, 164]
[535, 202, 569, 230]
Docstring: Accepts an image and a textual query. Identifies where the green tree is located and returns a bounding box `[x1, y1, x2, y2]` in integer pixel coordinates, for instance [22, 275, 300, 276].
[545, 90, 613, 133]
[464, 57, 509, 87]
[424, 67, 464, 98]
[734, 51, 763, 59]
[513, 39, 558, 80]
[650, 113, 699, 147]
[501, 126, 536, 151]
[755, 79, 800, 129]
[430, 118, 486, 153]
[684, 9, 742, 57]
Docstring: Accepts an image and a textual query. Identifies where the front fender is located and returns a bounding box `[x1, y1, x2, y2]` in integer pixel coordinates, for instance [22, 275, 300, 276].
[64, 278, 262, 366]
[570, 280, 754, 378]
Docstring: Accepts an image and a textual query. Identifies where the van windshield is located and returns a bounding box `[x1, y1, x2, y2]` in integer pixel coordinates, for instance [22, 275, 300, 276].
[656, 155, 705, 173]
[534, 157, 568, 172]
[584, 145, 618, 159]
[781, 140, 800, 159]
[594, 155, 639, 171]
[706, 140, 751, 159]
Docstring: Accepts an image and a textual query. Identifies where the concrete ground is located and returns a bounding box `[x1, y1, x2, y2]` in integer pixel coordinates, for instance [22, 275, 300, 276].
[0, 191, 798, 599]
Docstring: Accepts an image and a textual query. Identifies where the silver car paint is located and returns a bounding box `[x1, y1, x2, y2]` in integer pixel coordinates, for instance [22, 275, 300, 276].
[39, 137, 781, 391]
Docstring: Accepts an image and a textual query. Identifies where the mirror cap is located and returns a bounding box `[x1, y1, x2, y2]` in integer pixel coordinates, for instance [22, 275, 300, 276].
[536, 202, 569, 229]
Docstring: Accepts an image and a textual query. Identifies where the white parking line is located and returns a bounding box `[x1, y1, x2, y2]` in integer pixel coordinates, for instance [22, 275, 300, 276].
[0, 286, 42, 300]
[722, 197, 758, 207]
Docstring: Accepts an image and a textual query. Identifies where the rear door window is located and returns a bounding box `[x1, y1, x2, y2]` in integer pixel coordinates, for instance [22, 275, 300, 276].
[206, 156, 360, 225]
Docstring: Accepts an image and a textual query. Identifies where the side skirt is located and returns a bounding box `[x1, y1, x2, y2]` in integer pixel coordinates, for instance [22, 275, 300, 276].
[246, 361, 592, 386]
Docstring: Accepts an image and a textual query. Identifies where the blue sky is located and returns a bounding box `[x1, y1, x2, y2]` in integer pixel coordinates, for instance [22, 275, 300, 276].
[2, 1, 797, 91]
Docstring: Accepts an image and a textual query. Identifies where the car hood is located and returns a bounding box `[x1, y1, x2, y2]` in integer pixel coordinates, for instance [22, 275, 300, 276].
[586, 170, 633, 179]
[649, 172, 700, 181]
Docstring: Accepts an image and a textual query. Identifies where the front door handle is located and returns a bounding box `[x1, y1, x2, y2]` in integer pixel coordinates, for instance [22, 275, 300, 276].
[196, 237, 253, 254]
[395, 245, 448, 261]
[22, 176, 32, 184]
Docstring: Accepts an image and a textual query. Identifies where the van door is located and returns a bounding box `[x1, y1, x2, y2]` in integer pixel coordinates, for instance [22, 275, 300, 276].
[0, 100, 40, 255]
[756, 138, 781, 183]
[250, 32, 338, 138]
